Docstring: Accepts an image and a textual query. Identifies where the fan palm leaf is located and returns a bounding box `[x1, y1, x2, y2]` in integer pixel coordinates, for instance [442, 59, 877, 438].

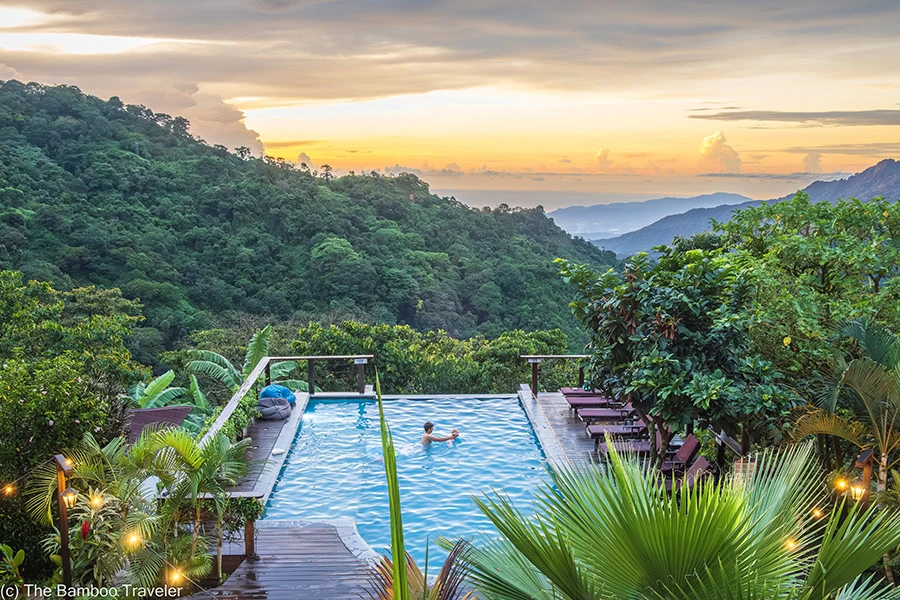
[459, 439, 900, 600]
[837, 318, 900, 370]
[792, 410, 868, 448]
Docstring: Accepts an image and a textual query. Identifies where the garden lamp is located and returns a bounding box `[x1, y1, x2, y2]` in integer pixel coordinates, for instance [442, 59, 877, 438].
[54, 454, 75, 590]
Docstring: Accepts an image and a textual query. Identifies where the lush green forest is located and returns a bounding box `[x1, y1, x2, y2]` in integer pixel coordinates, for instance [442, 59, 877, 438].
[0, 80, 617, 360]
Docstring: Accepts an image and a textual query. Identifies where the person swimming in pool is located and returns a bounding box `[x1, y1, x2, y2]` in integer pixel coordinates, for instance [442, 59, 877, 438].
[421, 421, 459, 444]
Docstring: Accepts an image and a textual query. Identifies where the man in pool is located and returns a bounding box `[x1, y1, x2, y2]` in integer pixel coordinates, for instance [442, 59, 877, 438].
[422, 422, 459, 444]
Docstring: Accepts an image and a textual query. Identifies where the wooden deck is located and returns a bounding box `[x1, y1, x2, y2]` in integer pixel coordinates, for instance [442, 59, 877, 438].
[189, 524, 371, 599]
[234, 419, 284, 492]
[535, 391, 597, 466]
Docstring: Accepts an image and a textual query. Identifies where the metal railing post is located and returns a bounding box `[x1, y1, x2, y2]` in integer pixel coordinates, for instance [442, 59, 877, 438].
[355, 357, 368, 394]
[264, 361, 271, 387]
[307, 360, 315, 396]
[578, 366, 585, 387]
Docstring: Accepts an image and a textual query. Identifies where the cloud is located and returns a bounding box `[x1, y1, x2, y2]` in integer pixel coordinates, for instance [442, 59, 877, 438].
[264, 140, 324, 148]
[803, 152, 822, 173]
[699, 131, 741, 173]
[691, 109, 900, 127]
[784, 142, 900, 156]
[698, 171, 850, 180]
[298, 152, 313, 166]
[558, 157, 572, 163]
[0, 64, 24, 80]
[595, 148, 613, 171]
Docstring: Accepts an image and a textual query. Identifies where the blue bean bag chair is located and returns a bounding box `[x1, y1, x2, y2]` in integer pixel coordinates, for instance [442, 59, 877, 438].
[259, 384, 297, 406]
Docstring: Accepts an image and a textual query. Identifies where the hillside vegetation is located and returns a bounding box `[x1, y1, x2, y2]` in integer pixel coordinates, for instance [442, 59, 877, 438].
[0, 80, 616, 357]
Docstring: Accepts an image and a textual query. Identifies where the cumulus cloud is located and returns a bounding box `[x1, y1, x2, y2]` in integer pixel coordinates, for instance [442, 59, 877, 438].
[298, 152, 313, 167]
[558, 157, 572, 163]
[0, 63, 24, 81]
[594, 148, 613, 171]
[803, 152, 822, 173]
[699, 131, 741, 173]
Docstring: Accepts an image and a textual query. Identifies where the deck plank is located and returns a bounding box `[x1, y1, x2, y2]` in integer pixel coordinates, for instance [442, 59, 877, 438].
[189, 525, 371, 600]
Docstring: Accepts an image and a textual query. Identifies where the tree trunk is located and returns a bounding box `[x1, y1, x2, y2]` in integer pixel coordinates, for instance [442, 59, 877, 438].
[191, 504, 201, 559]
[880, 453, 895, 585]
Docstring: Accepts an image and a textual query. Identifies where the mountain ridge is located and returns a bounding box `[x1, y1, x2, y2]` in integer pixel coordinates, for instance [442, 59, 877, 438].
[595, 159, 900, 257]
[548, 192, 753, 239]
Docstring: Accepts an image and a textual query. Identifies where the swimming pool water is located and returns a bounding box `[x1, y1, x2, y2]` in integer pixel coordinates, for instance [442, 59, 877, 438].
[263, 396, 547, 569]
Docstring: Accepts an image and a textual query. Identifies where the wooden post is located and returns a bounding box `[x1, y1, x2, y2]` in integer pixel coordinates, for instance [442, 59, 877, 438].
[530, 361, 539, 397]
[857, 449, 874, 509]
[55, 457, 73, 590]
[307, 360, 315, 396]
[357, 361, 366, 395]
[578, 366, 585, 388]
[264, 361, 271, 387]
[245, 519, 256, 558]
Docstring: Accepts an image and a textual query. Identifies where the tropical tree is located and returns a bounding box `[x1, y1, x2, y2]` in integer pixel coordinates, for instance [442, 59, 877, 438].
[187, 325, 306, 393]
[793, 318, 900, 491]
[459, 440, 900, 600]
[557, 249, 796, 466]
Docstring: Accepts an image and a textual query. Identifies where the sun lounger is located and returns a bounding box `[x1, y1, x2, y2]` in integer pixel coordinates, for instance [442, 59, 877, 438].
[559, 387, 597, 396]
[597, 439, 653, 456]
[664, 456, 710, 493]
[565, 396, 616, 410]
[659, 434, 700, 474]
[576, 404, 635, 423]
[587, 422, 647, 449]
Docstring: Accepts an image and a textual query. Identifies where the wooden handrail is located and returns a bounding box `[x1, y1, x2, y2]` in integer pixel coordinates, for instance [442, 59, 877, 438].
[201, 358, 271, 444]
[201, 355, 375, 444]
[520, 354, 590, 397]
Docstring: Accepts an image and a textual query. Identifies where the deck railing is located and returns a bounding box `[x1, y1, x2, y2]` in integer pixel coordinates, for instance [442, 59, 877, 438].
[520, 354, 589, 397]
[201, 354, 374, 444]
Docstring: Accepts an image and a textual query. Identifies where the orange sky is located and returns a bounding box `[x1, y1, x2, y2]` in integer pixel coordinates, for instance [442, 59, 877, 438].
[2, 1, 900, 206]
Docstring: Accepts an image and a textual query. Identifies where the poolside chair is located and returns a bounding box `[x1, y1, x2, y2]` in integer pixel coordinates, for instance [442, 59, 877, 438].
[597, 423, 679, 458]
[664, 456, 711, 494]
[587, 422, 647, 449]
[576, 403, 635, 423]
[559, 387, 597, 396]
[565, 395, 617, 411]
[658, 434, 700, 475]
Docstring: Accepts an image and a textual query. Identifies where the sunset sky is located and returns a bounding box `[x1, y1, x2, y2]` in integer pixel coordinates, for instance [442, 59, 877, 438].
[2, 0, 900, 207]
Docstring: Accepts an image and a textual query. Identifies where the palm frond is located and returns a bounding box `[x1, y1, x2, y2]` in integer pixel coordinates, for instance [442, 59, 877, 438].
[242, 325, 271, 378]
[792, 410, 868, 447]
[838, 318, 900, 369]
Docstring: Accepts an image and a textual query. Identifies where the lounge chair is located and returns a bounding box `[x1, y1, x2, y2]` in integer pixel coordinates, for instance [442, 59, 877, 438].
[576, 403, 635, 423]
[559, 387, 597, 396]
[658, 434, 701, 474]
[587, 422, 647, 449]
[565, 395, 616, 411]
[664, 456, 711, 493]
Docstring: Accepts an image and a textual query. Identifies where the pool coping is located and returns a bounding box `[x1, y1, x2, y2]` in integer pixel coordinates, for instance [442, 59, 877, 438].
[251, 392, 309, 506]
[517, 384, 569, 468]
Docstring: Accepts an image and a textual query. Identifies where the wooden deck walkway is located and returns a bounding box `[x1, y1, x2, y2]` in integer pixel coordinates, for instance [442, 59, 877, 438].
[189, 524, 371, 599]
[535, 391, 597, 466]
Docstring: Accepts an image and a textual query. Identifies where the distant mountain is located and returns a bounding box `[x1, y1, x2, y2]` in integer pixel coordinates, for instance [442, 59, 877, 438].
[595, 160, 900, 257]
[548, 192, 752, 239]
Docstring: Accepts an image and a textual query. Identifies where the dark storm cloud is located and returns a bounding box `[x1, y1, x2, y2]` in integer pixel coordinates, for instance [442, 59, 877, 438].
[692, 109, 900, 126]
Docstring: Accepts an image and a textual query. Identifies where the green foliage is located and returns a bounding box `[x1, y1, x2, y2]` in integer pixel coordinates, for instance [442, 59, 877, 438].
[708, 193, 900, 385]
[291, 321, 578, 394]
[0, 80, 616, 354]
[375, 374, 409, 600]
[558, 248, 797, 464]
[0, 544, 24, 585]
[460, 441, 900, 600]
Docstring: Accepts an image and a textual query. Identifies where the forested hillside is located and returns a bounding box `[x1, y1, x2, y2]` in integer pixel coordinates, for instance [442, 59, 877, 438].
[0, 80, 616, 357]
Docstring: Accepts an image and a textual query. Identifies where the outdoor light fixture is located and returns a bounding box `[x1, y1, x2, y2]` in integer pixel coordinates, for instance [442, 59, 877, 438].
[90, 494, 103, 508]
[785, 539, 797, 551]
[855, 449, 874, 508]
[3, 484, 13, 495]
[834, 478, 848, 491]
[850, 483, 865, 502]
[127, 533, 141, 546]
[811, 508, 824, 519]
[61, 486, 79, 509]
[170, 570, 182, 584]
[54, 454, 75, 589]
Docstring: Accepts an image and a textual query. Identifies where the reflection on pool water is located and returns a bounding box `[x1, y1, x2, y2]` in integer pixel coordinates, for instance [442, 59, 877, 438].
[263, 396, 547, 569]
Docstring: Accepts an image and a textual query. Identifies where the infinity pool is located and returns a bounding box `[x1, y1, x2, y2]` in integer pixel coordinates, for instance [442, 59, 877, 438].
[264, 396, 546, 568]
